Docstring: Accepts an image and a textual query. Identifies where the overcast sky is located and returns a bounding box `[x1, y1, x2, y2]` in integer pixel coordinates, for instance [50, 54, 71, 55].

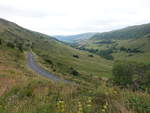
[0, 0, 150, 35]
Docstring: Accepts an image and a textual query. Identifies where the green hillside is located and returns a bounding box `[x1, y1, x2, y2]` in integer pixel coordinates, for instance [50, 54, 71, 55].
[0, 18, 112, 80]
[76, 23, 150, 63]
[91, 23, 150, 40]
[79, 35, 150, 62]
[0, 18, 150, 113]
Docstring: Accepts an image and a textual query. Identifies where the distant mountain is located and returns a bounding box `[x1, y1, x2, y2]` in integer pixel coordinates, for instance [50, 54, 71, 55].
[90, 23, 150, 40]
[55, 32, 97, 43]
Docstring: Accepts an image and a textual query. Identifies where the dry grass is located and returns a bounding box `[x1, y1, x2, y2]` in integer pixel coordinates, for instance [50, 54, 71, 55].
[0, 47, 150, 113]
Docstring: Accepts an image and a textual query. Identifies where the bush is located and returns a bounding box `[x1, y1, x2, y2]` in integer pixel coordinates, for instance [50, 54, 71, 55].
[112, 61, 133, 87]
[88, 54, 94, 57]
[73, 54, 79, 58]
[44, 59, 53, 65]
[112, 61, 150, 91]
[98, 49, 114, 60]
[78, 47, 114, 60]
[16, 43, 24, 52]
[69, 67, 79, 76]
[0, 39, 2, 45]
[120, 46, 143, 53]
[7, 42, 15, 48]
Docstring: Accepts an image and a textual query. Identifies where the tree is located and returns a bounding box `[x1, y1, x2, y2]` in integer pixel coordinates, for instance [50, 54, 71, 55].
[0, 39, 2, 45]
[17, 43, 24, 52]
[98, 49, 114, 60]
[73, 54, 79, 58]
[144, 71, 150, 86]
[112, 61, 150, 91]
[69, 67, 79, 76]
[7, 42, 15, 48]
[112, 61, 133, 87]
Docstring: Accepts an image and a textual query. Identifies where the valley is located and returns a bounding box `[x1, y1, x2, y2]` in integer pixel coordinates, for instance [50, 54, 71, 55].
[0, 18, 150, 113]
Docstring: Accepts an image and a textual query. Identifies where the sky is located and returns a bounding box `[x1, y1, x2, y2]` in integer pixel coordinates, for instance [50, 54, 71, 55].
[0, 0, 150, 35]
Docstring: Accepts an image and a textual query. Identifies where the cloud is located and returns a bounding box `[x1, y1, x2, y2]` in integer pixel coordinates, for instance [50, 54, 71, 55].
[0, 0, 150, 35]
[0, 4, 67, 18]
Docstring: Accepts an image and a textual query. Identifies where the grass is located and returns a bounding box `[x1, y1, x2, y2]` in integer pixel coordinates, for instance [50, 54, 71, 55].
[81, 35, 150, 63]
[34, 39, 112, 74]
[1, 46, 150, 113]
[122, 91, 150, 113]
[0, 18, 150, 113]
[0, 18, 112, 80]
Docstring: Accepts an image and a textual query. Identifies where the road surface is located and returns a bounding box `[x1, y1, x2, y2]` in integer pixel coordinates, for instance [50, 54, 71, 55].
[27, 52, 70, 83]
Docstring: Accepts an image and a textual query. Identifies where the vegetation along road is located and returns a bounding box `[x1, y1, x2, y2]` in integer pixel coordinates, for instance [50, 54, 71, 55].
[27, 52, 69, 83]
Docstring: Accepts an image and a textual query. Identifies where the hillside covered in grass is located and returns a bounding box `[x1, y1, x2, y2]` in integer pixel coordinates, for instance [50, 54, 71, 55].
[90, 23, 150, 40]
[0, 18, 150, 113]
[0, 18, 112, 81]
[1, 46, 150, 113]
[75, 23, 150, 63]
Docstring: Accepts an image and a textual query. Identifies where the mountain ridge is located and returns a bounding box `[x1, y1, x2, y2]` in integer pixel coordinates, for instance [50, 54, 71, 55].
[89, 23, 150, 40]
[54, 32, 97, 43]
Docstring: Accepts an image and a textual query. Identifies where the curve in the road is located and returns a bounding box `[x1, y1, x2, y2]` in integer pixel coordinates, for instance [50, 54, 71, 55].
[27, 52, 70, 83]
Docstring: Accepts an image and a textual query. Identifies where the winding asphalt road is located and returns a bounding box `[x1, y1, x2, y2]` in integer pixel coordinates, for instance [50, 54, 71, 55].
[27, 52, 69, 83]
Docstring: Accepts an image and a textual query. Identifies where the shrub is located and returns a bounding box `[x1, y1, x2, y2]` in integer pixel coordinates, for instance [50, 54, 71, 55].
[69, 67, 79, 76]
[0, 39, 2, 45]
[7, 42, 15, 48]
[112, 61, 150, 91]
[88, 54, 94, 57]
[18, 87, 33, 99]
[73, 54, 79, 58]
[112, 61, 133, 87]
[98, 49, 114, 60]
[16, 43, 24, 52]
[78, 47, 114, 60]
[120, 46, 143, 53]
[44, 59, 53, 65]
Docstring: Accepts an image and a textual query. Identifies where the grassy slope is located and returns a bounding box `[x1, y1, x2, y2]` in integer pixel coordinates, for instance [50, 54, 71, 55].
[1, 19, 150, 113]
[1, 43, 150, 113]
[0, 18, 112, 81]
[112, 35, 150, 63]
[91, 23, 150, 40]
[82, 35, 150, 63]
[80, 23, 150, 63]
[33, 39, 112, 79]
[0, 46, 81, 113]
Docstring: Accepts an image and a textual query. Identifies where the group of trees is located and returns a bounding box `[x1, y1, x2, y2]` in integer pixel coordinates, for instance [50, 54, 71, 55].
[94, 40, 114, 44]
[0, 38, 32, 52]
[78, 47, 98, 53]
[112, 60, 150, 91]
[78, 45, 144, 60]
[98, 49, 114, 60]
[120, 47, 143, 53]
[78, 47, 114, 60]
